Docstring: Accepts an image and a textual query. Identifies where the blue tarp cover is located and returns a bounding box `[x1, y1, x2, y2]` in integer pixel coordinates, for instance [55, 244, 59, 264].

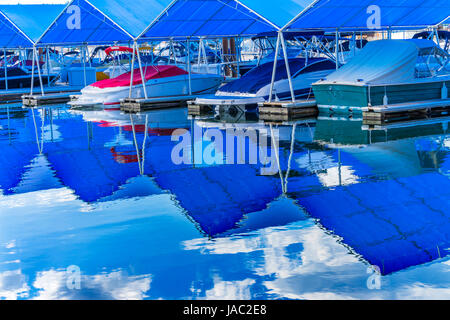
[219, 58, 317, 94]
[139, 0, 277, 40]
[285, 0, 450, 31]
[87, 0, 172, 38]
[239, 0, 314, 29]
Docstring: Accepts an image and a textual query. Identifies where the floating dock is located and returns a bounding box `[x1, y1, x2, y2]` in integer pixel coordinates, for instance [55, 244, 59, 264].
[362, 99, 450, 125]
[258, 99, 318, 121]
[0, 85, 82, 105]
[120, 95, 203, 113]
[22, 92, 81, 106]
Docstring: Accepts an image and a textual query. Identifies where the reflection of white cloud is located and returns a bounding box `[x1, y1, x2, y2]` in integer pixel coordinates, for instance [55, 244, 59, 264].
[33, 269, 151, 300]
[5, 241, 16, 249]
[296, 151, 360, 188]
[205, 277, 255, 300]
[317, 166, 359, 188]
[0, 188, 77, 208]
[395, 285, 450, 300]
[184, 222, 450, 300]
[0, 270, 30, 300]
[184, 224, 359, 280]
[42, 124, 62, 142]
[296, 152, 336, 172]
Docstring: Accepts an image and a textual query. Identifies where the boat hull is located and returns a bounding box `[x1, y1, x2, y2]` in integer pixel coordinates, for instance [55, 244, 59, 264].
[70, 74, 224, 107]
[313, 78, 450, 114]
[196, 69, 331, 108]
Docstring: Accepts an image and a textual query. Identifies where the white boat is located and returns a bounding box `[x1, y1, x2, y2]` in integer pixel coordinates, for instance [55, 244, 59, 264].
[69, 65, 224, 108]
[195, 57, 336, 107]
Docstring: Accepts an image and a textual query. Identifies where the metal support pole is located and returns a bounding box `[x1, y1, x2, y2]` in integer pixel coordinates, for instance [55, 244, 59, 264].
[3, 48, 8, 91]
[82, 45, 87, 87]
[335, 30, 339, 70]
[30, 48, 36, 95]
[128, 42, 136, 98]
[187, 38, 192, 95]
[45, 47, 50, 85]
[34, 47, 45, 96]
[268, 33, 281, 103]
[136, 41, 148, 99]
[198, 39, 202, 66]
[236, 38, 241, 77]
[352, 32, 356, 56]
[280, 32, 295, 102]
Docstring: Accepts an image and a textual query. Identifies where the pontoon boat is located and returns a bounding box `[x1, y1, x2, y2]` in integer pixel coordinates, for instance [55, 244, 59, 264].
[313, 39, 450, 113]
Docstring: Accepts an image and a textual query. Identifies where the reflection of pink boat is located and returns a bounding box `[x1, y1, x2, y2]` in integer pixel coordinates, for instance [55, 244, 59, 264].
[69, 65, 223, 107]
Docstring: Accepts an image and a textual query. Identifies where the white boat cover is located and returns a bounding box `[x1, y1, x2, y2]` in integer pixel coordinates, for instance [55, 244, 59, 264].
[324, 40, 422, 85]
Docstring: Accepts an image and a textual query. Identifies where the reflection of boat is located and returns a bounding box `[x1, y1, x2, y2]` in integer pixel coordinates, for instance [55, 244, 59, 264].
[0, 66, 57, 90]
[315, 115, 450, 146]
[313, 40, 450, 113]
[195, 58, 335, 107]
[70, 107, 189, 132]
[69, 65, 224, 107]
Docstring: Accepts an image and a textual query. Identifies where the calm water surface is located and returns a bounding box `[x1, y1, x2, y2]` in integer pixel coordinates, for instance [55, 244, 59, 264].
[0, 104, 449, 300]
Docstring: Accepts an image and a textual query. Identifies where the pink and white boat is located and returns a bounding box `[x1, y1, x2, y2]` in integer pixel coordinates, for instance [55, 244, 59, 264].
[69, 65, 224, 107]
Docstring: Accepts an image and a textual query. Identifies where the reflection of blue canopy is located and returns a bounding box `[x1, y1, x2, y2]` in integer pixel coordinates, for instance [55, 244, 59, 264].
[297, 173, 450, 275]
[155, 165, 282, 237]
[37, 0, 172, 46]
[285, 0, 450, 31]
[0, 107, 39, 194]
[43, 118, 143, 203]
[0, 4, 66, 48]
[0, 143, 39, 194]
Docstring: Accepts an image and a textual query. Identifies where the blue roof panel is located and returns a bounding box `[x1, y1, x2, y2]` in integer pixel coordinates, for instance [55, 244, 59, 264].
[37, 0, 173, 46]
[240, 0, 314, 28]
[88, 0, 172, 37]
[140, 0, 276, 40]
[286, 0, 450, 31]
[0, 4, 66, 46]
[0, 12, 32, 48]
[38, 0, 133, 46]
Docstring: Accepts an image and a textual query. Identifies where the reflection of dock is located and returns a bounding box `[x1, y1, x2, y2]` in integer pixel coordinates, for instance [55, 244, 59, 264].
[258, 99, 318, 121]
[363, 99, 450, 125]
[121, 95, 205, 113]
[187, 103, 214, 116]
[362, 116, 450, 131]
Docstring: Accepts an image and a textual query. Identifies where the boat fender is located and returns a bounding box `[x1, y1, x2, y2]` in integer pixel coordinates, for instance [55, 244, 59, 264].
[442, 83, 448, 99]
[273, 89, 280, 102]
[383, 93, 389, 106]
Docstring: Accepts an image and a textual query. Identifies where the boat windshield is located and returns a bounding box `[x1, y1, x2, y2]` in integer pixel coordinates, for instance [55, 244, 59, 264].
[416, 46, 450, 78]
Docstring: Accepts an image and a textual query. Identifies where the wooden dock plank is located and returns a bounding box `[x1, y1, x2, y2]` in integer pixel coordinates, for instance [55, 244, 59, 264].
[260, 99, 317, 108]
[22, 93, 77, 106]
[120, 95, 197, 113]
[258, 99, 318, 121]
[1, 86, 82, 104]
[363, 99, 450, 125]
